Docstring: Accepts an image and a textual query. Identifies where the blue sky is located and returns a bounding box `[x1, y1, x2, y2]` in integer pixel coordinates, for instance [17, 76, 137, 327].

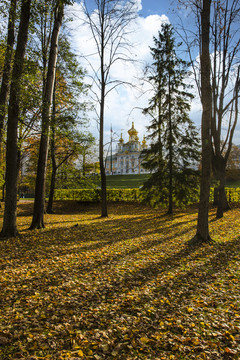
[69, 0, 204, 148]
[140, 0, 172, 17]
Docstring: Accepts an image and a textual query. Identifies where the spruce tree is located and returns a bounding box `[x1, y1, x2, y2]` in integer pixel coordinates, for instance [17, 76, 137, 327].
[142, 23, 200, 213]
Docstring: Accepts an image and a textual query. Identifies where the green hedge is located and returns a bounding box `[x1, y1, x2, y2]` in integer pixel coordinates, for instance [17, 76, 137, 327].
[54, 187, 240, 203]
[210, 187, 240, 203]
[54, 189, 101, 202]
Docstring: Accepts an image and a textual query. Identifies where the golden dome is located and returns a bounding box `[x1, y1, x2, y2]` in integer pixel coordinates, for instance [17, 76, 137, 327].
[119, 133, 124, 143]
[142, 135, 147, 148]
[128, 122, 138, 137]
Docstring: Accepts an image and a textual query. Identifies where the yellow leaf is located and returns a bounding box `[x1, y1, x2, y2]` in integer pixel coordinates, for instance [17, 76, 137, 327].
[187, 308, 193, 313]
[78, 350, 84, 356]
[192, 338, 200, 345]
[140, 337, 149, 344]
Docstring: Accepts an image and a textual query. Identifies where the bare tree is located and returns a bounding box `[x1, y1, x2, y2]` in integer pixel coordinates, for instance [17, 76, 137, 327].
[1, 0, 32, 238]
[179, 0, 240, 219]
[210, 0, 240, 218]
[190, 0, 213, 244]
[80, 0, 137, 217]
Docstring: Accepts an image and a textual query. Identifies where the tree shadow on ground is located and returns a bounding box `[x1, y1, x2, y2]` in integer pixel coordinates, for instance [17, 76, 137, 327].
[0, 203, 239, 359]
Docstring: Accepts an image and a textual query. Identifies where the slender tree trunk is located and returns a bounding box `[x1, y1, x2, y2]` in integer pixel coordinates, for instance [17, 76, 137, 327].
[216, 170, 230, 219]
[100, 15, 108, 217]
[100, 95, 108, 217]
[46, 89, 56, 215]
[213, 187, 219, 205]
[167, 76, 173, 215]
[82, 149, 86, 177]
[30, 2, 64, 229]
[1, 0, 31, 238]
[216, 173, 226, 219]
[212, 154, 230, 218]
[46, 141, 56, 214]
[190, 0, 212, 245]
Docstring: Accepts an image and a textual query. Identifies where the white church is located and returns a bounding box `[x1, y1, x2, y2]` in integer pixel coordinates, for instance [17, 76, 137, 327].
[105, 122, 148, 175]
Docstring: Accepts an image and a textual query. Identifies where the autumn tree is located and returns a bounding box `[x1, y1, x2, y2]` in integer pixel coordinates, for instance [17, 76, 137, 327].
[142, 23, 200, 214]
[45, 32, 90, 213]
[0, 0, 17, 161]
[30, 0, 67, 229]
[0, 0, 18, 202]
[80, 0, 137, 217]
[1, 0, 32, 238]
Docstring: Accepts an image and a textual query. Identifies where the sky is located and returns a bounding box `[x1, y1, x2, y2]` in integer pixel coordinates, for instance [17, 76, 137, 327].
[67, 0, 202, 150]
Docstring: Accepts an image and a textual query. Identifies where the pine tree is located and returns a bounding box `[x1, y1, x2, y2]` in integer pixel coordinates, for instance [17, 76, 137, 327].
[142, 23, 200, 214]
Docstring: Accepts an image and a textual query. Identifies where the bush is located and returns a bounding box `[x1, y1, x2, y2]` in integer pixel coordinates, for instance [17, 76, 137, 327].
[107, 188, 139, 202]
[54, 189, 101, 202]
[54, 187, 240, 205]
[54, 188, 140, 202]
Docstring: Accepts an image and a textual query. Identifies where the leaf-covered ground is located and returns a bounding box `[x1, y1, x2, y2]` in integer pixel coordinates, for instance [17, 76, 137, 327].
[0, 201, 239, 360]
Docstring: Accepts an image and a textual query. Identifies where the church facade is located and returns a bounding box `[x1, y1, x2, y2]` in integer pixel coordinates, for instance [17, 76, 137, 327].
[105, 122, 148, 175]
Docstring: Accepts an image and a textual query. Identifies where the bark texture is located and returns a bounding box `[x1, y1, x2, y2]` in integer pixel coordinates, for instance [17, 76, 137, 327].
[0, 0, 17, 152]
[46, 141, 56, 214]
[1, 0, 31, 238]
[190, 0, 212, 245]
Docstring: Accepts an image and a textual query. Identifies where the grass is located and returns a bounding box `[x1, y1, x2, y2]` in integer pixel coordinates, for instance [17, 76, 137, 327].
[103, 173, 240, 189]
[104, 174, 149, 188]
[225, 179, 240, 188]
[0, 201, 239, 359]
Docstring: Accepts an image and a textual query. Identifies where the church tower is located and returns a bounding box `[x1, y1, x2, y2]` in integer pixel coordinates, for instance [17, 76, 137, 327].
[105, 123, 149, 175]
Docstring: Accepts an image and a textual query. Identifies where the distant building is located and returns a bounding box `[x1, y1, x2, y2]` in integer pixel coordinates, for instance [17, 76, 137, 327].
[105, 122, 148, 175]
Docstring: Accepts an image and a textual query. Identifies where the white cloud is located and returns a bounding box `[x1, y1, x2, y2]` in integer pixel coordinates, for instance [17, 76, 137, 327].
[66, 1, 168, 147]
[68, 1, 240, 148]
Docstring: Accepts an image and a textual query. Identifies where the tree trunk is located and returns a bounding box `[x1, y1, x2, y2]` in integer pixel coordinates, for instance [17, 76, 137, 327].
[0, 0, 17, 205]
[46, 151, 56, 214]
[82, 149, 86, 177]
[46, 83, 56, 214]
[190, 0, 212, 245]
[0, 0, 17, 156]
[213, 187, 218, 205]
[100, 99, 108, 217]
[216, 170, 230, 219]
[30, 2, 64, 229]
[167, 75, 173, 215]
[212, 154, 230, 218]
[1, 0, 31, 238]
[100, 20, 108, 218]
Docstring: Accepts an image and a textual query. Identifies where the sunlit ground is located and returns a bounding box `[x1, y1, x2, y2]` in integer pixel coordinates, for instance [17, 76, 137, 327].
[0, 201, 239, 359]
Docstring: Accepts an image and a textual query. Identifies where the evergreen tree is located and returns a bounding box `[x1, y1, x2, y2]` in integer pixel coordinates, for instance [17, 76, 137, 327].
[142, 23, 200, 214]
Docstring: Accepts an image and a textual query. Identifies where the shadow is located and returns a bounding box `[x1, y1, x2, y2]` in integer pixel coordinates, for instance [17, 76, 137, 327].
[1, 203, 239, 359]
